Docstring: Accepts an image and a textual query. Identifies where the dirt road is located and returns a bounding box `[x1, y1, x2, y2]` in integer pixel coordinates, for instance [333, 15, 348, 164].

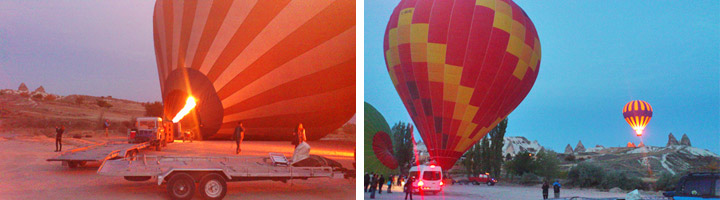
[0, 136, 355, 200]
[362, 183, 627, 200]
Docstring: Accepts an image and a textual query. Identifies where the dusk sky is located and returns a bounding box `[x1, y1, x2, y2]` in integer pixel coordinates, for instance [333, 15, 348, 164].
[365, 0, 720, 153]
[0, 1, 159, 102]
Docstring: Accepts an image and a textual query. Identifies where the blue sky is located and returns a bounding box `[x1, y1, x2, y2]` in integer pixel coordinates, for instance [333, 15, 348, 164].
[365, 0, 720, 153]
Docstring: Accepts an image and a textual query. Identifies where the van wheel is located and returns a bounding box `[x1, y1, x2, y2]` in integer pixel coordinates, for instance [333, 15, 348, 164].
[167, 173, 195, 200]
[487, 181, 493, 186]
[199, 173, 227, 200]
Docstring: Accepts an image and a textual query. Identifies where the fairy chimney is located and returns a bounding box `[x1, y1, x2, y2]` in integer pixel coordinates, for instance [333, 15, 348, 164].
[627, 142, 636, 148]
[33, 86, 45, 93]
[18, 83, 28, 91]
[680, 134, 691, 146]
[667, 133, 679, 146]
[575, 141, 586, 153]
[564, 144, 574, 154]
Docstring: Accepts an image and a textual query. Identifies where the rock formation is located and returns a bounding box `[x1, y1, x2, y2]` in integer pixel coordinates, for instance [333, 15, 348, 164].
[667, 133, 679, 146]
[595, 145, 605, 148]
[33, 86, 45, 93]
[575, 141, 586, 153]
[18, 83, 28, 91]
[564, 144, 574, 154]
[680, 134, 691, 146]
[627, 142, 636, 148]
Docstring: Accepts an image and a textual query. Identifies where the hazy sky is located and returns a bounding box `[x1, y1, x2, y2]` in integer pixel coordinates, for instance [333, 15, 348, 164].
[0, 1, 159, 102]
[365, 0, 720, 153]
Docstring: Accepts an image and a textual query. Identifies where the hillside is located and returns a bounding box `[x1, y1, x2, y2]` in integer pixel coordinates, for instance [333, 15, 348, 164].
[0, 86, 146, 137]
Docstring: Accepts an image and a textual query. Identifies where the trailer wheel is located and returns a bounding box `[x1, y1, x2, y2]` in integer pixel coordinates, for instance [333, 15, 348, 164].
[167, 173, 195, 200]
[199, 173, 227, 200]
[68, 161, 78, 168]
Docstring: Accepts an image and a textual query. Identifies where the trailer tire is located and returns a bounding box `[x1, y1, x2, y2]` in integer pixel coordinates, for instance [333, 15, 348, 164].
[68, 161, 78, 168]
[167, 173, 195, 200]
[199, 173, 227, 200]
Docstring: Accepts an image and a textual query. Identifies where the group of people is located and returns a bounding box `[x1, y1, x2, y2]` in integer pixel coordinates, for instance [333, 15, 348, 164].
[364, 173, 415, 199]
[541, 180, 562, 199]
[233, 122, 307, 154]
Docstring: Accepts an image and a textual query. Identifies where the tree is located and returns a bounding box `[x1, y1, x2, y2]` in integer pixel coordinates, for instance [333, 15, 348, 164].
[480, 137, 491, 173]
[488, 118, 508, 177]
[534, 150, 561, 179]
[462, 141, 483, 176]
[392, 122, 415, 175]
[144, 101, 164, 117]
[568, 162, 605, 187]
[510, 150, 536, 176]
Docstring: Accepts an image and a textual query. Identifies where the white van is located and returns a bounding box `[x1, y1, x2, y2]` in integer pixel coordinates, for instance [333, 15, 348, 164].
[408, 164, 443, 194]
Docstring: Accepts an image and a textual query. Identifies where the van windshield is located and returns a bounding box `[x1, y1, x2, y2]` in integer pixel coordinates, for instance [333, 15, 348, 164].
[423, 171, 441, 181]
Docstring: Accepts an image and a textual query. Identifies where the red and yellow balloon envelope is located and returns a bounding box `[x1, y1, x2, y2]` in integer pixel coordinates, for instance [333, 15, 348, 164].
[622, 100, 653, 136]
[384, 0, 541, 169]
[153, 0, 355, 140]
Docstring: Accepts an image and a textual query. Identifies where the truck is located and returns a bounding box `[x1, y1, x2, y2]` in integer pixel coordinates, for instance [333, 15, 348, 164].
[128, 117, 174, 150]
[47, 117, 173, 168]
[97, 142, 350, 200]
[460, 173, 497, 186]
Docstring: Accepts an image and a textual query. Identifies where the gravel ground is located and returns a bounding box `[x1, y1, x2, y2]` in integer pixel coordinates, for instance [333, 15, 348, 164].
[0, 136, 355, 200]
[363, 183, 628, 200]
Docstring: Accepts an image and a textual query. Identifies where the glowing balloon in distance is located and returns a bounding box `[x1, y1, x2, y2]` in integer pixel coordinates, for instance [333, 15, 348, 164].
[383, 0, 541, 169]
[623, 100, 653, 136]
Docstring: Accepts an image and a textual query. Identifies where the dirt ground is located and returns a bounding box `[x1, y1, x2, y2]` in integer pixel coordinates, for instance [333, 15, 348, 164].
[362, 184, 629, 200]
[0, 136, 355, 200]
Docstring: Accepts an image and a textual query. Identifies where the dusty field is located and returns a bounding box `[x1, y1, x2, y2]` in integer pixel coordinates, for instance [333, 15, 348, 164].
[0, 136, 355, 200]
[363, 184, 628, 200]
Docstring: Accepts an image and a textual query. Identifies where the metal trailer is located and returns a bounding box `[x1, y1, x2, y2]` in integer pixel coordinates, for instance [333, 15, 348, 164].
[47, 141, 152, 168]
[97, 153, 341, 200]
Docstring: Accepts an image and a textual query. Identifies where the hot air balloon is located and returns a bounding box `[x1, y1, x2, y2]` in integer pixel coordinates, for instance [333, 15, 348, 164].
[623, 100, 653, 136]
[383, 0, 541, 169]
[365, 102, 398, 173]
[153, 0, 356, 140]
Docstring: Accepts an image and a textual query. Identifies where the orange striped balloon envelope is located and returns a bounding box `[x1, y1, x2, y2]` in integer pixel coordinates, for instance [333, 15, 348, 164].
[622, 100, 653, 136]
[383, 0, 541, 169]
[153, 0, 355, 140]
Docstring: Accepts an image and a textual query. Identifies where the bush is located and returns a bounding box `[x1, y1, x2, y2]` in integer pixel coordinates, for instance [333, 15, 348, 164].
[655, 172, 681, 191]
[601, 171, 643, 190]
[44, 95, 57, 101]
[568, 162, 605, 187]
[565, 154, 576, 161]
[97, 99, 112, 108]
[520, 173, 540, 185]
[534, 150, 561, 179]
[144, 101, 163, 117]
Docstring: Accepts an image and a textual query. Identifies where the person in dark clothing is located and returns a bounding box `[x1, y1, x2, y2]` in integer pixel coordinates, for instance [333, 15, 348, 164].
[55, 125, 65, 152]
[370, 174, 378, 199]
[553, 180, 561, 198]
[404, 176, 414, 200]
[233, 122, 244, 154]
[542, 181, 549, 199]
[378, 175, 385, 194]
[387, 175, 393, 193]
[364, 173, 370, 192]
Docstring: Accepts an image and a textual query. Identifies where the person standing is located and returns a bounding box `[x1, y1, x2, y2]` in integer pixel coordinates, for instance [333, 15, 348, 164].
[378, 175, 385, 194]
[234, 122, 245, 154]
[404, 176, 414, 200]
[542, 180, 549, 199]
[387, 175, 393, 193]
[294, 123, 307, 148]
[55, 125, 65, 152]
[364, 173, 370, 192]
[370, 173, 378, 199]
[553, 180, 562, 198]
[103, 119, 110, 137]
